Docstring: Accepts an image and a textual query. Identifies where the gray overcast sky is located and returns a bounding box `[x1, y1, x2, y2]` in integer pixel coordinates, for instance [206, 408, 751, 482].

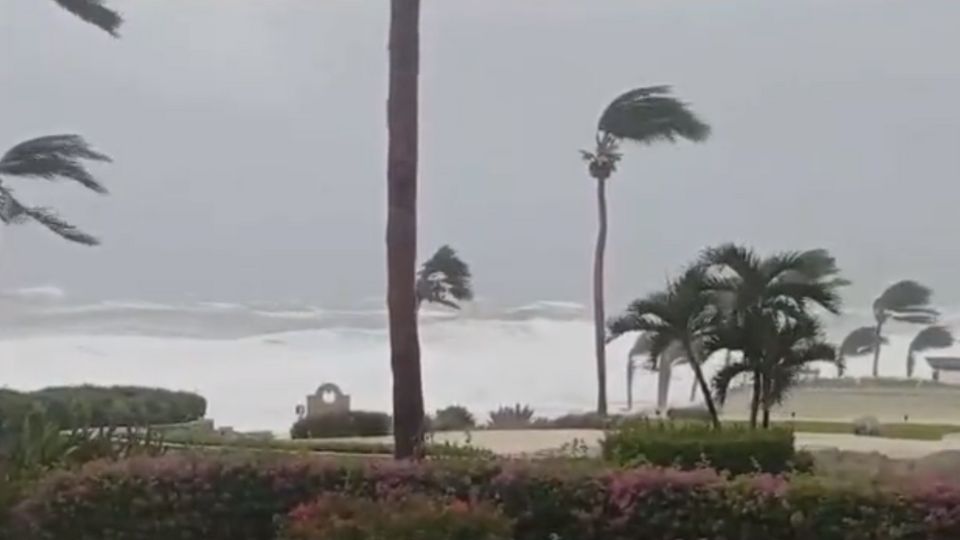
[2, 0, 959, 310]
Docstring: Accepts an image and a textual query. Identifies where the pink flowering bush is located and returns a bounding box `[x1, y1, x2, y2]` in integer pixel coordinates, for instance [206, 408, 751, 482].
[279, 494, 511, 540]
[11, 454, 960, 540]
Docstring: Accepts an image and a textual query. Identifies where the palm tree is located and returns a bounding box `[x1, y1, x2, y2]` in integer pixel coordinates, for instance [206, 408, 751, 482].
[870, 280, 938, 377]
[715, 316, 837, 427]
[701, 244, 846, 427]
[386, 0, 423, 460]
[837, 326, 882, 377]
[416, 245, 473, 310]
[609, 265, 722, 428]
[582, 86, 710, 416]
[51, 0, 122, 36]
[0, 135, 109, 245]
[907, 326, 954, 378]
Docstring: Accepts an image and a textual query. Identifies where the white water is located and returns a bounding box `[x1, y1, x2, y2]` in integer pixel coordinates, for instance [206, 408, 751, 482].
[0, 289, 956, 433]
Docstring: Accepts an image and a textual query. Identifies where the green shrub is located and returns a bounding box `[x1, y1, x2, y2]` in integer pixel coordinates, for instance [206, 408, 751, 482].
[602, 421, 797, 474]
[290, 411, 391, 439]
[487, 404, 534, 429]
[0, 386, 206, 430]
[13, 455, 960, 540]
[279, 494, 511, 540]
[665, 406, 713, 422]
[432, 405, 476, 431]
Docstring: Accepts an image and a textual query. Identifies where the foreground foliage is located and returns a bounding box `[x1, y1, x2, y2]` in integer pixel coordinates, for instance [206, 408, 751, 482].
[602, 421, 800, 474]
[279, 494, 510, 540]
[0, 385, 206, 431]
[12, 455, 960, 540]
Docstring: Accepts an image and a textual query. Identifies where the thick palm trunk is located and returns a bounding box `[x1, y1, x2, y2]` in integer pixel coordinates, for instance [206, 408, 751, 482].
[907, 351, 915, 378]
[387, 0, 423, 460]
[682, 341, 721, 429]
[872, 323, 883, 377]
[760, 373, 772, 428]
[749, 368, 761, 428]
[593, 178, 608, 415]
[626, 359, 634, 411]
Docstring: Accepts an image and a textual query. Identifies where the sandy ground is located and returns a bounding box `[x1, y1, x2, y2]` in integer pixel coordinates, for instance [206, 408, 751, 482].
[332, 429, 960, 459]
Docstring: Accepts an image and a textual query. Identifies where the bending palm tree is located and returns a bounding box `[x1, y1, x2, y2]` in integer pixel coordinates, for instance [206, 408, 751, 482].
[0, 135, 109, 245]
[609, 265, 722, 428]
[583, 86, 710, 415]
[907, 326, 954, 378]
[386, 0, 423, 460]
[51, 0, 122, 36]
[837, 326, 882, 377]
[701, 244, 846, 427]
[870, 280, 938, 377]
[416, 245, 473, 310]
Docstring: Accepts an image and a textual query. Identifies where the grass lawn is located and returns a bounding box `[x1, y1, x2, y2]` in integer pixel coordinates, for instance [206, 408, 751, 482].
[767, 420, 960, 440]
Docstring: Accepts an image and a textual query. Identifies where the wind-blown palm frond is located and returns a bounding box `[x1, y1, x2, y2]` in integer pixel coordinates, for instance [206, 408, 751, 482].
[0, 136, 108, 246]
[874, 280, 938, 322]
[0, 189, 98, 245]
[712, 360, 752, 405]
[906, 325, 954, 378]
[0, 135, 111, 193]
[416, 245, 473, 310]
[840, 326, 882, 358]
[598, 86, 711, 144]
[52, 0, 122, 36]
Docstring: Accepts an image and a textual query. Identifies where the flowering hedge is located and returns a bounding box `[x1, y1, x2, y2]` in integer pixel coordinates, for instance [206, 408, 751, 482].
[11, 455, 960, 540]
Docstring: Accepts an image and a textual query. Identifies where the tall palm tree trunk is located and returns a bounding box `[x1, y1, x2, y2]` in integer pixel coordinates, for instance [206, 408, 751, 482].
[872, 323, 884, 378]
[387, 0, 424, 460]
[749, 368, 761, 428]
[593, 178, 608, 415]
[682, 341, 721, 429]
[760, 372, 772, 428]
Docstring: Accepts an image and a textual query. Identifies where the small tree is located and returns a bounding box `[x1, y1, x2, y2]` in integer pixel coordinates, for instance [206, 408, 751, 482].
[582, 86, 710, 415]
[837, 326, 882, 377]
[416, 245, 473, 310]
[0, 135, 109, 245]
[907, 326, 954, 378]
[870, 280, 938, 377]
[608, 265, 722, 428]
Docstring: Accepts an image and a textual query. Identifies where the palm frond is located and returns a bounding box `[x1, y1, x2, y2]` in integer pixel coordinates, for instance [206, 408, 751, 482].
[598, 86, 710, 144]
[0, 135, 111, 193]
[910, 326, 954, 353]
[52, 0, 122, 36]
[764, 280, 842, 315]
[840, 326, 882, 358]
[876, 280, 935, 314]
[22, 206, 99, 245]
[712, 361, 751, 405]
[700, 244, 762, 288]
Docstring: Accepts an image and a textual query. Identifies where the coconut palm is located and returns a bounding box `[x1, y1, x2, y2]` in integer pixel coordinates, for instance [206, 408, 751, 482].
[837, 326, 883, 377]
[870, 280, 938, 377]
[609, 265, 722, 428]
[907, 326, 954, 378]
[583, 86, 710, 416]
[416, 245, 473, 310]
[714, 316, 837, 427]
[0, 135, 109, 245]
[386, 0, 423, 460]
[701, 244, 846, 427]
[51, 0, 122, 36]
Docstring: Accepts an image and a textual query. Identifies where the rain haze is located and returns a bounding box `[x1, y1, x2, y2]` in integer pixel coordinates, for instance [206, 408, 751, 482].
[2, 0, 960, 433]
[3, 0, 959, 309]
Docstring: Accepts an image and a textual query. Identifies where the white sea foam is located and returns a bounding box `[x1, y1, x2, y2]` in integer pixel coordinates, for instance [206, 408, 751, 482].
[0, 293, 956, 433]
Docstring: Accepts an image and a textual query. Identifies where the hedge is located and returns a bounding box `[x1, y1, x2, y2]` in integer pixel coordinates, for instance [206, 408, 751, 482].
[290, 411, 391, 439]
[12, 455, 960, 540]
[0, 386, 206, 430]
[602, 421, 799, 474]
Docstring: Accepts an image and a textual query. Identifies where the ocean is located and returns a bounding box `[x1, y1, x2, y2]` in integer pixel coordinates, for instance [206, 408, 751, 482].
[0, 286, 955, 433]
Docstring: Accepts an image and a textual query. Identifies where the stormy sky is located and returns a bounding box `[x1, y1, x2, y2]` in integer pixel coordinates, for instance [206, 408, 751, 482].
[2, 0, 959, 311]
